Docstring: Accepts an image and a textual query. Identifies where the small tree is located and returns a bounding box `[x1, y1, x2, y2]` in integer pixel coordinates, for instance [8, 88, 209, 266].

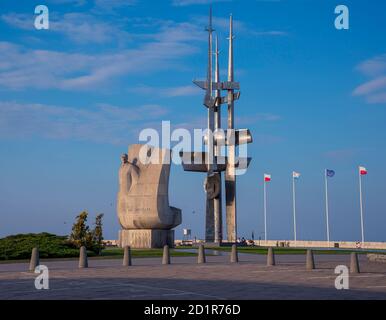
[69, 211, 104, 254]
[92, 214, 104, 255]
[69, 211, 90, 248]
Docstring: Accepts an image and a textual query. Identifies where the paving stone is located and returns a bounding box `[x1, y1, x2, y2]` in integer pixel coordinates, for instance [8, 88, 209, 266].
[0, 254, 385, 299]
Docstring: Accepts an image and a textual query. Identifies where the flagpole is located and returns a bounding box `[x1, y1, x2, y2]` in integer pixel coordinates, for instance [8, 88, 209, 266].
[264, 180, 267, 242]
[292, 175, 297, 245]
[324, 170, 330, 247]
[359, 168, 365, 244]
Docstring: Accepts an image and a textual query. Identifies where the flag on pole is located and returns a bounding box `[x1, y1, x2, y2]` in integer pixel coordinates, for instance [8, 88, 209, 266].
[326, 169, 335, 178]
[359, 166, 368, 175]
[293, 171, 301, 179]
[358, 165, 367, 243]
[264, 174, 271, 182]
[324, 169, 334, 244]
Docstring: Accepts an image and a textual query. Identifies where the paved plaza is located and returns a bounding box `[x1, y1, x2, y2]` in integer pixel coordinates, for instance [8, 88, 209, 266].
[0, 253, 385, 300]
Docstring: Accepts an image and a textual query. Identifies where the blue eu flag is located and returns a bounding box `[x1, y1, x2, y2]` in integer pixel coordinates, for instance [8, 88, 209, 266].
[326, 169, 335, 177]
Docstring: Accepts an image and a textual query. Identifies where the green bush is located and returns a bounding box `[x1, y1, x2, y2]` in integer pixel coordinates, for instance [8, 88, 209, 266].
[0, 233, 82, 260]
[69, 211, 105, 255]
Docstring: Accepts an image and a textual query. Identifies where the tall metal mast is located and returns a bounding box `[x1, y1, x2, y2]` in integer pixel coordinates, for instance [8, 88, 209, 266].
[228, 14, 234, 86]
[205, 6, 215, 242]
[214, 35, 221, 130]
[181, 9, 252, 245]
[225, 14, 237, 243]
[206, 6, 215, 173]
[214, 35, 222, 243]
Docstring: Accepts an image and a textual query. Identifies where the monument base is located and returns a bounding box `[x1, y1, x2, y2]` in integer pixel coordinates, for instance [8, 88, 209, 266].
[118, 229, 175, 249]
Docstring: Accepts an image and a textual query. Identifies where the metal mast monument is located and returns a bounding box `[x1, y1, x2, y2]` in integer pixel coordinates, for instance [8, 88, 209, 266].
[180, 8, 252, 244]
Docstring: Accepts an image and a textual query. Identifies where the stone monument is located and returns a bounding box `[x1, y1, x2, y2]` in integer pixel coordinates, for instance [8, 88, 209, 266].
[117, 144, 181, 248]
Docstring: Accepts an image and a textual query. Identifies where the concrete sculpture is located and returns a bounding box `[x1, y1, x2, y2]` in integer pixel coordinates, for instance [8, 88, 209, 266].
[117, 144, 181, 248]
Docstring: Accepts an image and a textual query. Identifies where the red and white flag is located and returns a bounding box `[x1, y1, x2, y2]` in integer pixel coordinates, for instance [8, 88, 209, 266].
[264, 174, 271, 182]
[359, 166, 368, 175]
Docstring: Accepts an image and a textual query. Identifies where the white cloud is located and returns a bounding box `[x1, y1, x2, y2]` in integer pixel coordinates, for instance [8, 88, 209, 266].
[52, 13, 130, 44]
[353, 54, 386, 104]
[0, 101, 281, 144]
[0, 101, 168, 144]
[0, 8, 285, 93]
[0, 21, 199, 91]
[94, 0, 137, 9]
[152, 21, 204, 43]
[193, 15, 246, 33]
[167, 85, 201, 97]
[0, 42, 93, 89]
[0, 11, 207, 91]
[47, 0, 87, 5]
[251, 30, 288, 36]
[192, 15, 288, 38]
[1, 12, 131, 45]
[46, 0, 137, 8]
[172, 0, 231, 6]
[129, 85, 201, 97]
[1, 13, 31, 30]
[91, 0, 137, 14]
[353, 76, 386, 96]
[356, 54, 386, 77]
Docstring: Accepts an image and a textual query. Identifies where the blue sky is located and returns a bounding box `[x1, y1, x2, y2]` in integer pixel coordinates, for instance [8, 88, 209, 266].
[1, 0, 386, 242]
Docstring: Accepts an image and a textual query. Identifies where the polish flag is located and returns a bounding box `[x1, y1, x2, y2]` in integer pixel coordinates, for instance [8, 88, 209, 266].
[293, 171, 301, 179]
[264, 174, 271, 182]
[359, 166, 368, 175]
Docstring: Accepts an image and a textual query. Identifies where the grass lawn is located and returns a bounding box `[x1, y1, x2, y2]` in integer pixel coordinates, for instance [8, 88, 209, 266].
[1, 231, 376, 265]
[0, 247, 197, 264]
[0, 233, 198, 264]
[99, 247, 197, 259]
[174, 246, 372, 255]
[0, 233, 80, 261]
